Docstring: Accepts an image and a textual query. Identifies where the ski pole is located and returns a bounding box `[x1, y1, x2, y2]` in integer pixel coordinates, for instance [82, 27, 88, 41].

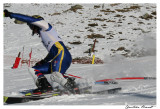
[95, 77, 156, 85]
[96, 77, 156, 82]
[64, 74, 82, 79]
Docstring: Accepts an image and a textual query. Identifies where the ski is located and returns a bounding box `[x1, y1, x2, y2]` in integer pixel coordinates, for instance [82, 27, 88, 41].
[4, 94, 59, 104]
[4, 86, 92, 104]
[4, 87, 121, 104]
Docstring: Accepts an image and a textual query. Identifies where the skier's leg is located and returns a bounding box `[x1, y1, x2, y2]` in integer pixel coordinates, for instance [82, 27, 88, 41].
[28, 63, 53, 93]
[50, 71, 67, 86]
[50, 43, 76, 93]
[28, 63, 50, 84]
[28, 67, 37, 83]
[50, 50, 68, 87]
[50, 71, 77, 93]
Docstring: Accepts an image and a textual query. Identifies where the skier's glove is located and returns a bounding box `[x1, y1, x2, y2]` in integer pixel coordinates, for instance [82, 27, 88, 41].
[35, 59, 47, 66]
[4, 9, 12, 17]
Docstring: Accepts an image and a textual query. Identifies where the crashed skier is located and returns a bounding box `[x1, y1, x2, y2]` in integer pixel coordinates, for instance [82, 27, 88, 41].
[4, 9, 77, 94]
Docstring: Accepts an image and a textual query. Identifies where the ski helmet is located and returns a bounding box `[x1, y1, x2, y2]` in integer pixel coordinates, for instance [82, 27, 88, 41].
[27, 15, 44, 36]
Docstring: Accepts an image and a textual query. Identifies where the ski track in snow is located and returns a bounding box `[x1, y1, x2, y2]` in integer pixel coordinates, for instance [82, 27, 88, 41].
[3, 3, 156, 105]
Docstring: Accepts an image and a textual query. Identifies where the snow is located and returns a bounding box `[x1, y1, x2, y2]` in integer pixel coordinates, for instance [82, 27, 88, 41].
[3, 3, 156, 106]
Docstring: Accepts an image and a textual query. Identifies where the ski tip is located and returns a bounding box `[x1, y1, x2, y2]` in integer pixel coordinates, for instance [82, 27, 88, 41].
[4, 96, 8, 103]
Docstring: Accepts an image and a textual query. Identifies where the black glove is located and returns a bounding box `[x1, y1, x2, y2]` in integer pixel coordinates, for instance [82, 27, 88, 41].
[4, 9, 12, 17]
[35, 59, 47, 66]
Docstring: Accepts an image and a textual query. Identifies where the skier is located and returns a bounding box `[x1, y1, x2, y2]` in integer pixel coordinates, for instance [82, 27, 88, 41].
[4, 9, 77, 94]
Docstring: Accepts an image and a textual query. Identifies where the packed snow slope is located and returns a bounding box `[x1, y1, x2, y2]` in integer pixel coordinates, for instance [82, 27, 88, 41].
[3, 3, 156, 105]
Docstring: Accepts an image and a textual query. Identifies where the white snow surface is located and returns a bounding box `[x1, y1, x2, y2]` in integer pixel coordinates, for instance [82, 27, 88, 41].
[3, 3, 156, 105]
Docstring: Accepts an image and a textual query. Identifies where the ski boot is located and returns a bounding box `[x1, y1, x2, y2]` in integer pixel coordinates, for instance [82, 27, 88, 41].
[32, 76, 53, 95]
[64, 77, 80, 94]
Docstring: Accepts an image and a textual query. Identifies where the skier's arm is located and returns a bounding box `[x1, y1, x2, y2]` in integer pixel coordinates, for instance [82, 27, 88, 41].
[35, 53, 53, 66]
[43, 52, 53, 62]
[4, 9, 52, 31]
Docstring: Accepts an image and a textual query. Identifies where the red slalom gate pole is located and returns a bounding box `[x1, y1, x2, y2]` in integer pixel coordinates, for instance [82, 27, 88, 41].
[28, 48, 32, 67]
[12, 52, 21, 69]
[21, 46, 24, 67]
